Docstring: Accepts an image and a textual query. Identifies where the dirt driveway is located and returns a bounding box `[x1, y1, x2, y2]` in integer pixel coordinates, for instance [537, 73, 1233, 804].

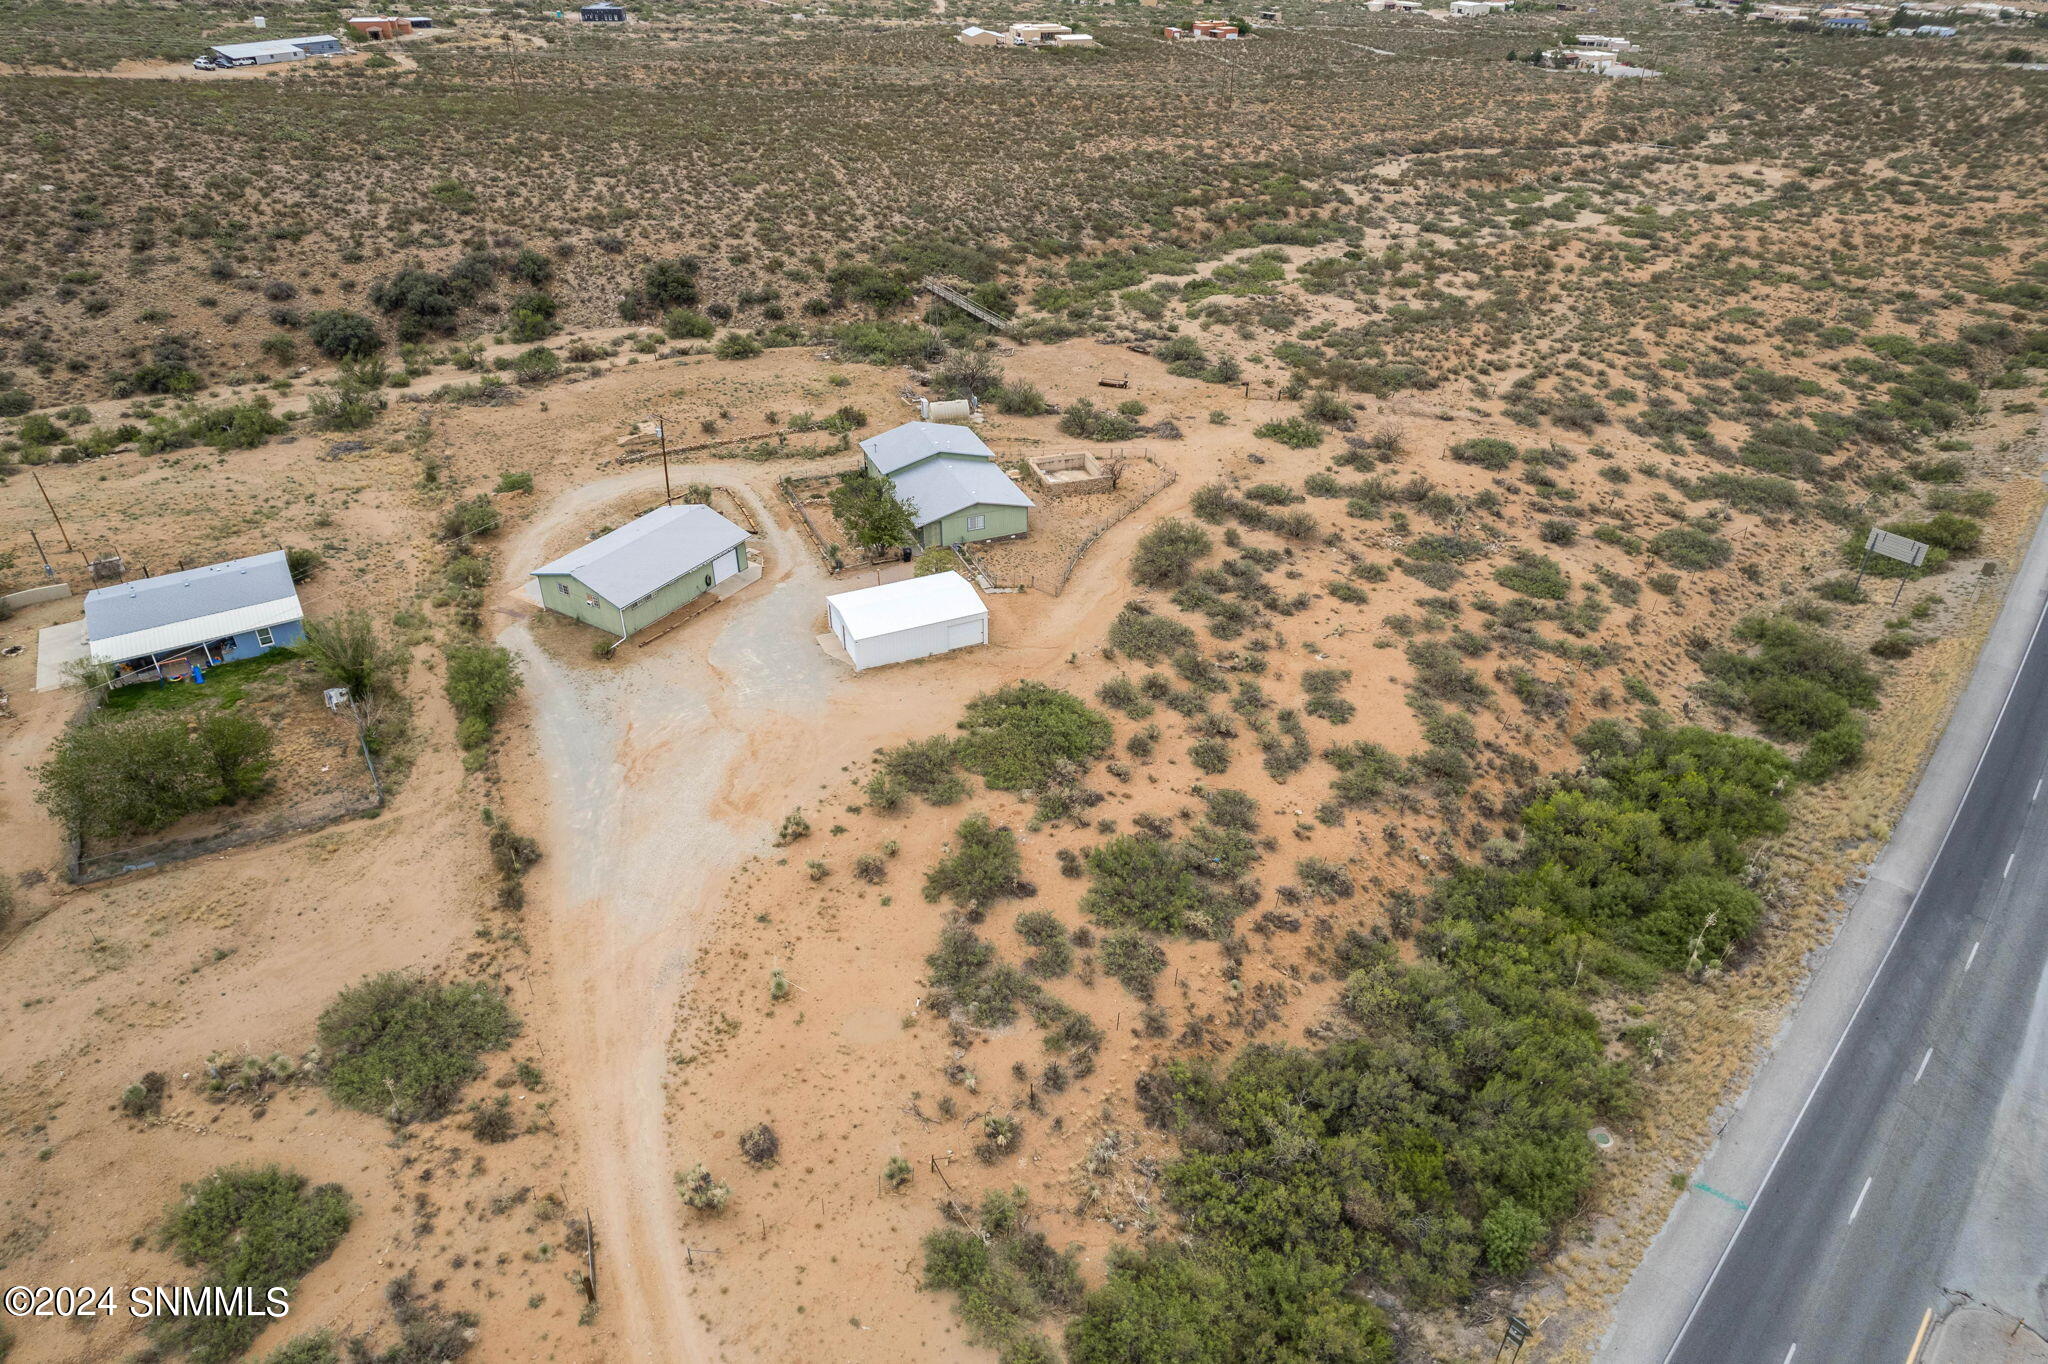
[496, 466, 847, 1362]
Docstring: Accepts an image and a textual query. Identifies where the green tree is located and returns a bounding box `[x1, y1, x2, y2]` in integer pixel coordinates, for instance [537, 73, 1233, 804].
[306, 310, 384, 361]
[829, 472, 919, 554]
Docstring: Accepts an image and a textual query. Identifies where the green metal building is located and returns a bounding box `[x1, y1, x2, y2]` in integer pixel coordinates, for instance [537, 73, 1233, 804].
[530, 503, 750, 639]
[859, 421, 1034, 548]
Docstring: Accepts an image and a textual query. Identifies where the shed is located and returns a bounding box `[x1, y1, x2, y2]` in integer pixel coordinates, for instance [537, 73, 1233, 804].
[826, 571, 987, 672]
[580, 2, 627, 19]
[347, 15, 414, 38]
[531, 504, 749, 639]
[210, 34, 345, 62]
[407, 14, 435, 25]
[957, 25, 1007, 43]
[86, 550, 305, 682]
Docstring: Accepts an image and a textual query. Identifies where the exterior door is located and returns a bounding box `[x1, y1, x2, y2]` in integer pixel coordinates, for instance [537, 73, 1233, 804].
[712, 548, 742, 584]
[946, 619, 984, 649]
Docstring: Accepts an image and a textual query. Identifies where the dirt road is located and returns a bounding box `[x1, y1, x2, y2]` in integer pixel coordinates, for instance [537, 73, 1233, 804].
[497, 466, 845, 1363]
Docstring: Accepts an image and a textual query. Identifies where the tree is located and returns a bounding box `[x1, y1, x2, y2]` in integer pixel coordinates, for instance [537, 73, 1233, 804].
[306, 310, 384, 361]
[302, 611, 402, 703]
[829, 472, 919, 555]
[36, 711, 273, 838]
[621, 257, 701, 320]
[443, 643, 520, 747]
[936, 351, 1004, 400]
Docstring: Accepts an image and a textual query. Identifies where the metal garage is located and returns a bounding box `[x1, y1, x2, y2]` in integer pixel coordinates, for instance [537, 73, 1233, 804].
[826, 571, 988, 672]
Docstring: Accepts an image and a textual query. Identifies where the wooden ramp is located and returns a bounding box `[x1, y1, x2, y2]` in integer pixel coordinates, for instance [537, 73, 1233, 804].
[920, 277, 1012, 331]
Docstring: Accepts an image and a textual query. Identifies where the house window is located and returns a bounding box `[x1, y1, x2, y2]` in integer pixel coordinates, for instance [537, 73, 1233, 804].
[966, 513, 987, 532]
[254, 626, 275, 648]
[558, 582, 571, 596]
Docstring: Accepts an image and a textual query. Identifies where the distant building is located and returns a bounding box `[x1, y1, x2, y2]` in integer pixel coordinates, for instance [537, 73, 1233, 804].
[956, 24, 1007, 43]
[1575, 31, 1636, 47]
[580, 2, 626, 20]
[406, 14, 436, 26]
[208, 34, 346, 64]
[346, 15, 414, 38]
[87, 550, 304, 683]
[1821, 13, 1871, 28]
[1450, 2, 1492, 17]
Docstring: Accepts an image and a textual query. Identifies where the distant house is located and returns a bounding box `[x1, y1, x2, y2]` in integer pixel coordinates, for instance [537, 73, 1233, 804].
[209, 35, 346, 64]
[86, 550, 305, 684]
[580, 2, 627, 20]
[1007, 21, 1073, 41]
[530, 504, 750, 639]
[859, 421, 1034, 548]
[406, 14, 436, 27]
[346, 15, 414, 38]
[826, 572, 989, 672]
[957, 25, 1007, 43]
[1821, 13, 1871, 28]
[1450, 2, 1492, 17]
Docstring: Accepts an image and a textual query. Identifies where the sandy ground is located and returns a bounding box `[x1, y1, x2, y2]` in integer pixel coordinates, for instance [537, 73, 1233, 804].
[2, 323, 2041, 1362]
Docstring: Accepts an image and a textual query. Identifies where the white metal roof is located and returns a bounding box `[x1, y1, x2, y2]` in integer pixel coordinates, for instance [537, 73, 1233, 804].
[860, 421, 997, 477]
[891, 458, 1034, 528]
[210, 35, 342, 57]
[828, 571, 985, 640]
[91, 596, 303, 664]
[87, 549, 298, 638]
[530, 504, 749, 607]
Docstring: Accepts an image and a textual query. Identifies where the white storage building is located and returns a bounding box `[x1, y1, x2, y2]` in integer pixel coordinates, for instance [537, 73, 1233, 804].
[210, 34, 346, 63]
[826, 571, 988, 672]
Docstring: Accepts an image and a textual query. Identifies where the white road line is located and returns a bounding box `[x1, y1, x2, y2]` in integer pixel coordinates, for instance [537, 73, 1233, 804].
[2034, 778, 2042, 801]
[1658, 579, 2048, 1364]
[1848, 1177, 1873, 1224]
[2006, 852, 2017, 878]
[1967, 941, 1981, 971]
[1783, 1345, 1799, 1364]
[1914, 1048, 1933, 1083]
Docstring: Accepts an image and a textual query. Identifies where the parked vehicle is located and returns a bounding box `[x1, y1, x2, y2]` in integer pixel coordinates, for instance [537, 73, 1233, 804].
[192, 55, 217, 69]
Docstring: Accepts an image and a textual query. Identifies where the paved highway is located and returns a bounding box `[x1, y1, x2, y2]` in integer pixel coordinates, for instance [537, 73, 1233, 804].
[1605, 484, 2048, 1364]
[1664, 592, 2048, 1361]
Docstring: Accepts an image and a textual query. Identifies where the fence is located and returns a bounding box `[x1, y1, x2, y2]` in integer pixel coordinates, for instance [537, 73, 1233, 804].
[1049, 463, 1179, 596]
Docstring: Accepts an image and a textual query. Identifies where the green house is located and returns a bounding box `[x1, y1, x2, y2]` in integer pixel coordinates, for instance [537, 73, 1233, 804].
[530, 503, 750, 639]
[859, 421, 1034, 548]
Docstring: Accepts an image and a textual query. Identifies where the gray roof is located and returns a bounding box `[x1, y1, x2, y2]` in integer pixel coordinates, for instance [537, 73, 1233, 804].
[530, 504, 748, 607]
[211, 35, 341, 57]
[891, 458, 1034, 528]
[859, 421, 996, 477]
[85, 550, 299, 641]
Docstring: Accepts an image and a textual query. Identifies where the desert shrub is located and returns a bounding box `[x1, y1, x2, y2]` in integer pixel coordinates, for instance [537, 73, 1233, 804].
[1082, 837, 1216, 935]
[1096, 676, 1154, 718]
[1253, 417, 1323, 449]
[739, 1123, 780, 1165]
[1016, 911, 1074, 977]
[1067, 1246, 1392, 1364]
[37, 711, 273, 838]
[1188, 738, 1231, 773]
[1131, 519, 1213, 589]
[1492, 550, 1569, 600]
[1405, 641, 1490, 707]
[443, 643, 520, 746]
[714, 332, 765, 361]
[993, 381, 1049, 416]
[1099, 930, 1166, 997]
[121, 1071, 169, 1119]
[925, 926, 1035, 1028]
[307, 310, 383, 361]
[1324, 741, 1406, 806]
[1200, 787, 1259, 831]
[953, 682, 1113, 791]
[1704, 613, 1878, 742]
[1060, 398, 1141, 442]
[318, 974, 517, 1125]
[676, 1164, 731, 1212]
[924, 1190, 1078, 1362]
[1650, 527, 1733, 570]
[1108, 603, 1196, 661]
[1450, 437, 1517, 470]
[155, 1166, 353, 1363]
[924, 814, 1023, 911]
[301, 611, 402, 702]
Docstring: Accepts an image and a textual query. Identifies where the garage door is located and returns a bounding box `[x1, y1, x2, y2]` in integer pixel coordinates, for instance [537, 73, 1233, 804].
[712, 548, 742, 584]
[946, 619, 985, 650]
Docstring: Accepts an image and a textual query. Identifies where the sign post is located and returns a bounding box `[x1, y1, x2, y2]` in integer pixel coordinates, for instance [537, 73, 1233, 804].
[1493, 1313, 1531, 1363]
[1856, 527, 1929, 594]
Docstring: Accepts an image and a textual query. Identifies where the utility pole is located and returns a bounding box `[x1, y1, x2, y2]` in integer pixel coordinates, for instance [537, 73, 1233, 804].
[655, 414, 672, 505]
[29, 468, 73, 552]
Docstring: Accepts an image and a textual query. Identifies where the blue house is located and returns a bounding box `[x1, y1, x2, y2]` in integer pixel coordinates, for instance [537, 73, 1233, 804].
[86, 550, 305, 684]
